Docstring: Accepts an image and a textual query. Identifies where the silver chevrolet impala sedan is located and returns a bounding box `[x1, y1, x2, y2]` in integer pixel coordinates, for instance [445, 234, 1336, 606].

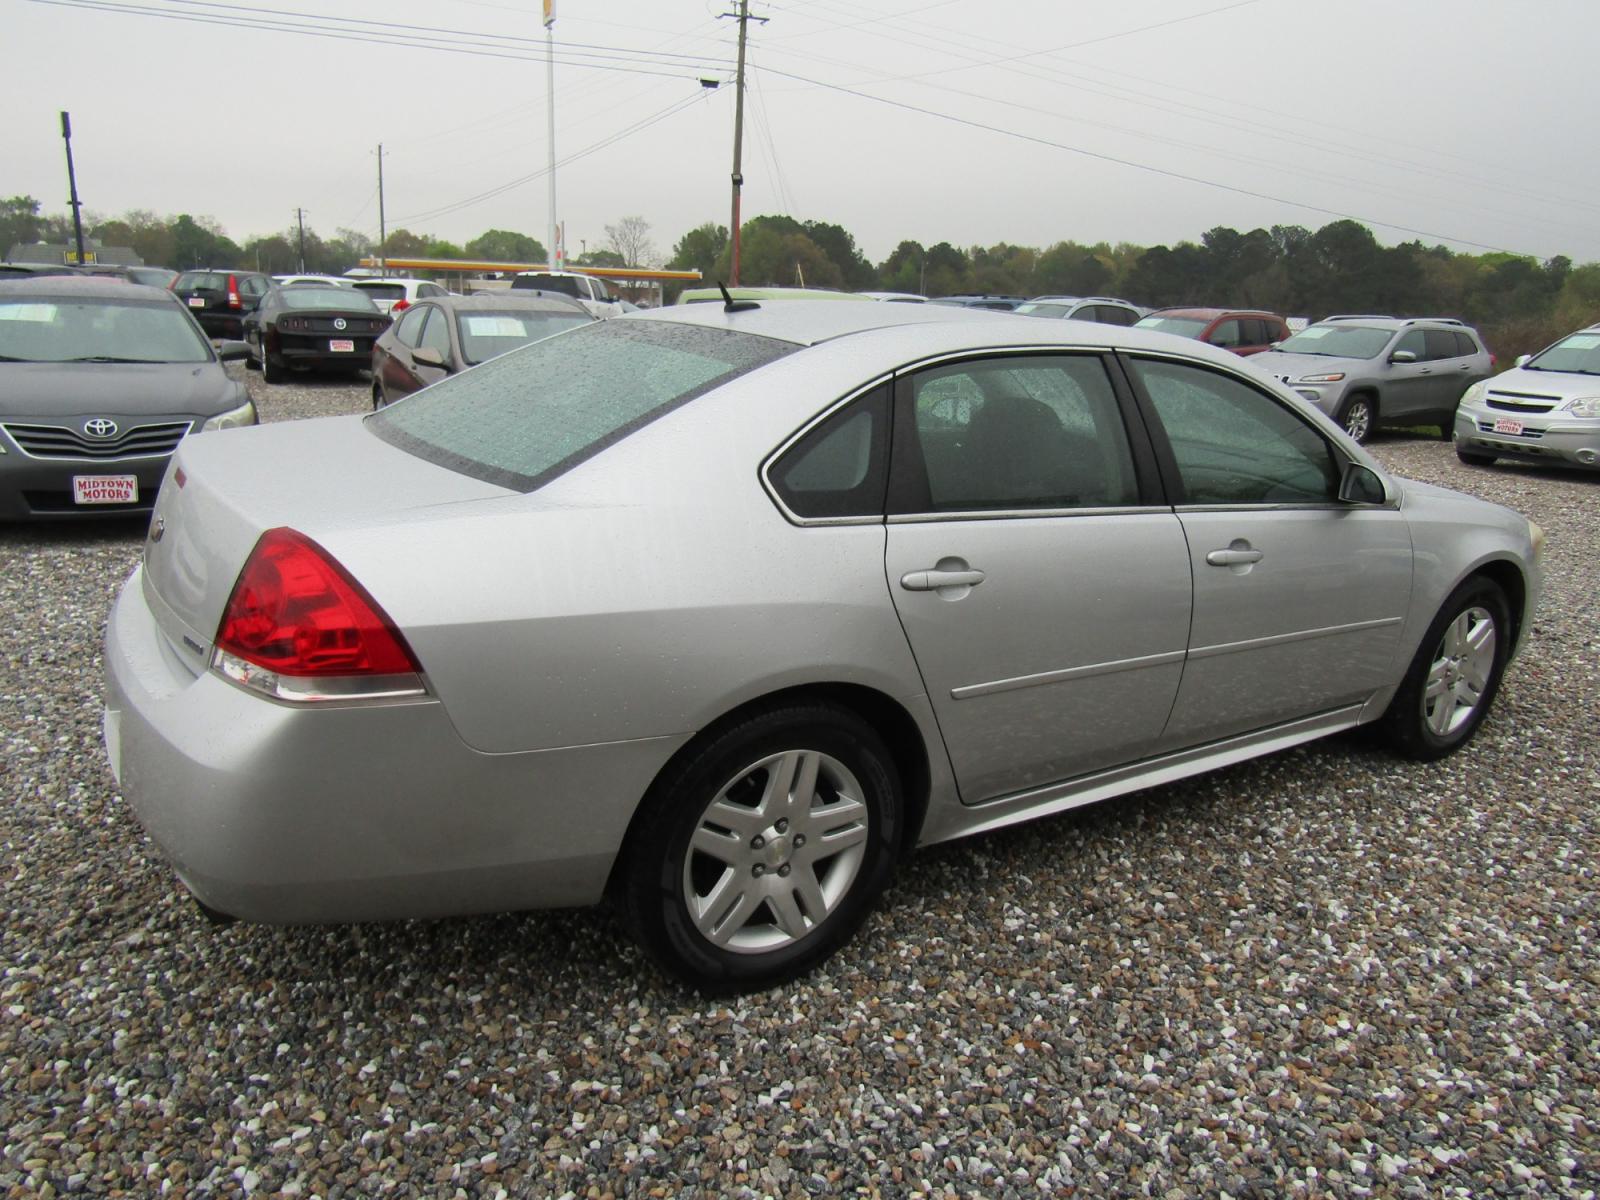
[104, 300, 1543, 992]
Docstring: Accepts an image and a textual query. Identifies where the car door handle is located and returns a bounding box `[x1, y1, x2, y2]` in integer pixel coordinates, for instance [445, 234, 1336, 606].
[900, 568, 986, 591]
[1206, 547, 1263, 567]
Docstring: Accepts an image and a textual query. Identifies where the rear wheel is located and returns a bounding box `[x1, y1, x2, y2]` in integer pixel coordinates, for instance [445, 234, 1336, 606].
[1338, 394, 1375, 444]
[261, 344, 286, 384]
[372, 380, 385, 409]
[1380, 577, 1509, 760]
[616, 705, 902, 993]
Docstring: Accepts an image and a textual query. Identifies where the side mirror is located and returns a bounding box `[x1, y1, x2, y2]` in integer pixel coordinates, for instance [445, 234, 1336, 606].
[412, 347, 451, 371]
[214, 340, 252, 362]
[1390, 349, 1417, 364]
[1514, 354, 1531, 368]
[1338, 462, 1387, 505]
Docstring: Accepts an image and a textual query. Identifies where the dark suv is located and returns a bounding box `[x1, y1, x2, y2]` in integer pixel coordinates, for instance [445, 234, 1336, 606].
[172, 269, 272, 338]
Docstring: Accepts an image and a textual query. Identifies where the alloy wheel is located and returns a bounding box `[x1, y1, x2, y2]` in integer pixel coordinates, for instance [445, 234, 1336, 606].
[1423, 605, 1496, 736]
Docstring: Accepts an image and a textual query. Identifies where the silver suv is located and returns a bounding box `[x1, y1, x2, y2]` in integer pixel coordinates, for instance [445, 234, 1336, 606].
[1013, 296, 1145, 325]
[1454, 324, 1600, 471]
[1251, 316, 1493, 443]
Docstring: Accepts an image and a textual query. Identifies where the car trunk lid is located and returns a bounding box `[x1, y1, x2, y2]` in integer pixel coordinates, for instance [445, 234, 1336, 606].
[139, 413, 513, 671]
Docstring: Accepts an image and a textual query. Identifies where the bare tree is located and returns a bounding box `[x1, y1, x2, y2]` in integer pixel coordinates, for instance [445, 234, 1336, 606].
[604, 216, 656, 268]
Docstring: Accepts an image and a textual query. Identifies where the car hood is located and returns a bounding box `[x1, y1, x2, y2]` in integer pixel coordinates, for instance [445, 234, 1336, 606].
[1481, 366, 1600, 403]
[0, 361, 244, 418]
[1248, 351, 1363, 379]
[139, 413, 515, 670]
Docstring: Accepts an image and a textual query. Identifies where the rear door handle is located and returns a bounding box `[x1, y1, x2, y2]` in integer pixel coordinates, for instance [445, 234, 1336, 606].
[1205, 548, 1263, 567]
[900, 568, 986, 591]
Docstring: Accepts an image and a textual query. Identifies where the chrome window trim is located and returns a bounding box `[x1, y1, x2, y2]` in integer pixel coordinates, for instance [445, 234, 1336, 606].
[760, 371, 896, 527]
[887, 504, 1159, 524]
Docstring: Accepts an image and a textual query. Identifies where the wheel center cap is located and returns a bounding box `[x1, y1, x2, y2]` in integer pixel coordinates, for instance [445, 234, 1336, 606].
[762, 833, 792, 869]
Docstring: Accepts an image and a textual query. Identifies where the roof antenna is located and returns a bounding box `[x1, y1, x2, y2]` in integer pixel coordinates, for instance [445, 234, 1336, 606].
[718, 280, 759, 313]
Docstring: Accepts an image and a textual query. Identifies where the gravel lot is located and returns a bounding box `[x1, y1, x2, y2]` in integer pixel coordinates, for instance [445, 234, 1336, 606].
[3, 366, 1596, 1198]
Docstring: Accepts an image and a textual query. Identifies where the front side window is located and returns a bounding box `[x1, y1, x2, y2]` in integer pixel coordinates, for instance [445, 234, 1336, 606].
[369, 319, 795, 491]
[1208, 319, 1242, 348]
[896, 355, 1139, 512]
[419, 308, 453, 356]
[1129, 358, 1340, 505]
[1393, 330, 1427, 360]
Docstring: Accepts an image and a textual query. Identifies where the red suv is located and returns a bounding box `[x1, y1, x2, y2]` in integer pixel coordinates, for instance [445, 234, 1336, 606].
[1133, 307, 1291, 356]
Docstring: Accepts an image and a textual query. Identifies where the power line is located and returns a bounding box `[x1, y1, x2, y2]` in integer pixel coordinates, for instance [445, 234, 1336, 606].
[760, 65, 1533, 256]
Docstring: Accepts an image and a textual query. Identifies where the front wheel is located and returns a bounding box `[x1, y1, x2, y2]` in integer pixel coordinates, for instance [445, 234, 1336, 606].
[616, 705, 902, 993]
[1338, 395, 1375, 444]
[1380, 577, 1510, 760]
[1456, 445, 1498, 466]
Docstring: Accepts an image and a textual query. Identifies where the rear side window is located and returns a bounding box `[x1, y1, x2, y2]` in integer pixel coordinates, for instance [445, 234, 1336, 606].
[767, 385, 889, 519]
[1454, 331, 1480, 357]
[369, 320, 794, 491]
[1425, 329, 1462, 360]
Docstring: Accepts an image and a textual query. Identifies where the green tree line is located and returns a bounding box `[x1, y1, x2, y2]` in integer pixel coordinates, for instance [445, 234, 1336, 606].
[7, 195, 1597, 358]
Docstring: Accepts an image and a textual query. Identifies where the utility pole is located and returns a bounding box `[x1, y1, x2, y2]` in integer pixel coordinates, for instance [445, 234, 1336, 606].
[544, 0, 558, 271]
[722, 1, 765, 285]
[59, 112, 87, 267]
[295, 208, 307, 273]
[375, 144, 387, 276]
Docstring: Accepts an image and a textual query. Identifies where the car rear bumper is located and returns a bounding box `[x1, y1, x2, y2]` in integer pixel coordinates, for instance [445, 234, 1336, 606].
[194, 311, 247, 339]
[103, 564, 689, 923]
[269, 334, 379, 372]
[1454, 409, 1600, 468]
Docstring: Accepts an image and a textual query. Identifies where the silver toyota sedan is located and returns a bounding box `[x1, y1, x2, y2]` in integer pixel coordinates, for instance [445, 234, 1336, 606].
[103, 300, 1543, 992]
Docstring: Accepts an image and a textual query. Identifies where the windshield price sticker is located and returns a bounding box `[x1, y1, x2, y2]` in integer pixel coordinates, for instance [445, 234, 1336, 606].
[73, 475, 138, 505]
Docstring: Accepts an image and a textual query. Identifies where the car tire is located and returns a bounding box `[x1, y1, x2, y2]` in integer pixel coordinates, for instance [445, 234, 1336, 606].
[1337, 394, 1375, 444]
[615, 704, 902, 993]
[1455, 445, 1497, 466]
[1379, 576, 1510, 761]
[372, 381, 385, 409]
[261, 347, 286, 384]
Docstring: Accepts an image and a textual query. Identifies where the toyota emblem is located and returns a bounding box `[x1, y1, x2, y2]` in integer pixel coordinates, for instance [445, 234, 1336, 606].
[84, 418, 118, 438]
[333, 318, 348, 331]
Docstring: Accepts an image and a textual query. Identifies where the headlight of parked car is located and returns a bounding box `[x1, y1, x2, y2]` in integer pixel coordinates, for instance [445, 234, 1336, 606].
[200, 400, 258, 432]
[1529, 519, 1546, 561]
[1458, 381, 1488, 407]
[1564, 395, 1600, 418]
[1295, 372, 1346, 383]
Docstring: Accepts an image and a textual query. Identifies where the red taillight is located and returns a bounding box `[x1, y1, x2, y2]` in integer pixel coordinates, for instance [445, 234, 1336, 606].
[1489, 352, 1498, 369]
[392, 298, 411, 313]
[214, 528, 419, 678]
[227, 274, 241, 309]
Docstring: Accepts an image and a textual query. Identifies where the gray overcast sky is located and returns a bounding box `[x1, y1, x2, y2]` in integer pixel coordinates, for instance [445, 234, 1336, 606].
[6, 0, 1600, 265]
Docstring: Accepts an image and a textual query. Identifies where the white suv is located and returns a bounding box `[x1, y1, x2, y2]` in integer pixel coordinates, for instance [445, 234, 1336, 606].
[510, 270, 624, 318]
[1454, 325, 1600, 471]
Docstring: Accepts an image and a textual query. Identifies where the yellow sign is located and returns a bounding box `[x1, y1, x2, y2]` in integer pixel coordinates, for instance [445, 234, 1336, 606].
[543, 0, 555, 27]
[62, 250, 97, 264]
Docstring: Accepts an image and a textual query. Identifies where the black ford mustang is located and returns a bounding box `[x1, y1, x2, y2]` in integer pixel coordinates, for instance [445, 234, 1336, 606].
[244, 285, 390, 383]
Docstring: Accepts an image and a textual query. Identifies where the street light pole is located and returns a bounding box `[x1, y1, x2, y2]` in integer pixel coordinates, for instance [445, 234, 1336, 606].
[545, 0, 558, 271]
[59, 112, 87, 267]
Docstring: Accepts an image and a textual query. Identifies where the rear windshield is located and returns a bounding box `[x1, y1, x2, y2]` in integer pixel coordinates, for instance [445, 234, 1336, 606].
[368, 319, 794, 491]
[1275, 325, 1393, 359]
[0, 297, 211, 363]
[458, 309, 594, 365]
[175, 271, 232, 290]
[511, 274, 581, 297]
[353, 283, 407, 301]
[1134, 315, 1209, 337]
[279, 288, 380, 312]
[1526, 331, 1600, 375]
